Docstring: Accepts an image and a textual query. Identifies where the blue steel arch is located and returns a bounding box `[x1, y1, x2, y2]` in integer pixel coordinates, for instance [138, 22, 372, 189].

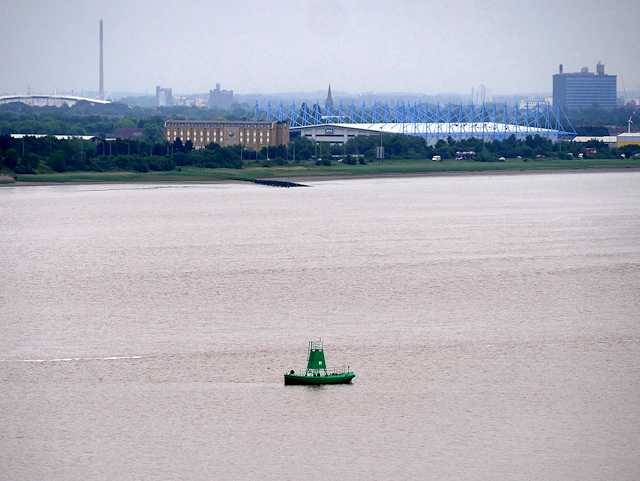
[248, 101, 576, 144]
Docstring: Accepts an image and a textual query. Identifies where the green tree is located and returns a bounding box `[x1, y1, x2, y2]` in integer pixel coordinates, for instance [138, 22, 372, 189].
[22, 153, 41, 170]
[173, 152, 187, 166]
[47, 151, 66, 172]
[173, 138, 185, 153]
[114, 118, 137, 129]
[3, 148, 19, 170]
[143, 124, 163, 143]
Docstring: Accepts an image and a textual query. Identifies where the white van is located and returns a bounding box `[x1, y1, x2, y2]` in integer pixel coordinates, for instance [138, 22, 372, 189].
[432, 155, 441, 161]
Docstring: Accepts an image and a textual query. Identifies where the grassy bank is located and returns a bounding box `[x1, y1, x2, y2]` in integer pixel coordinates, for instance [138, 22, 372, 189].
[5, 158, 640, 184]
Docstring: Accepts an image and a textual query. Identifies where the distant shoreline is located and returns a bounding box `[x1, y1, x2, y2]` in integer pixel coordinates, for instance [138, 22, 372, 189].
[284, 166, 640, 183]
[2, 165, 639, 188]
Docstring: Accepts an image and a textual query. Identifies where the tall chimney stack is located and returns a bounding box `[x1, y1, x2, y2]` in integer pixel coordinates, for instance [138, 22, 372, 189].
[99, 19, 104, 98]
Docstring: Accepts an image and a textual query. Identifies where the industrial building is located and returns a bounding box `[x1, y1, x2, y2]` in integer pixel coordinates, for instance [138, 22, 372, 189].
[293, 124, 379, 145]
[163, 120, 289, 149]
[616, 133, 640, 146]
[291, 121, 565, 146]
[518, 100, 550, 110]
[553, 63, 617, 109]
[556, 132, 640, 148]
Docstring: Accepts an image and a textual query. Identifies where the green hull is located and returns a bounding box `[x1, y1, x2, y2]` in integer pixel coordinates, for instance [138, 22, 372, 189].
[284, 372, 355, 386]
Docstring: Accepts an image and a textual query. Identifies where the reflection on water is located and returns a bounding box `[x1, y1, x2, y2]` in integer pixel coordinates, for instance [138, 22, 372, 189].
[1, 173, 639, 480]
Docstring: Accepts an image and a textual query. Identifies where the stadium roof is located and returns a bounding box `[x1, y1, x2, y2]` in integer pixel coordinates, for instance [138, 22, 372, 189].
[0, 94, 111, 106]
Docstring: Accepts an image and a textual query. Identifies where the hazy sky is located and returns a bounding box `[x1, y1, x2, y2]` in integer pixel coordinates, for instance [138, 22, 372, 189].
[1, 0, 639, 97]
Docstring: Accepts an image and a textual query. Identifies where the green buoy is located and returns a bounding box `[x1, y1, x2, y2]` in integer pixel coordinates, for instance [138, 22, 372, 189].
[284, 340, 355, 386]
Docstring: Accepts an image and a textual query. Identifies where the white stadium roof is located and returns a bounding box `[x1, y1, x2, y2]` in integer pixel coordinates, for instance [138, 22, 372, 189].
[0, 94, 111, 107]
[338, 122, 559, 136]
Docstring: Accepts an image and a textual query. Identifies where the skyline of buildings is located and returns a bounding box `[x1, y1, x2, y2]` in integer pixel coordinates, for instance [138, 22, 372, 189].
[4, 6, 640, 104]
[4, 24, 637, 113]
[4, 19, 630, 107]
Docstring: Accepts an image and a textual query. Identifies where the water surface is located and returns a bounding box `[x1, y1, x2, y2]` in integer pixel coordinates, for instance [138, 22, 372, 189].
[1, 172, 639, 480]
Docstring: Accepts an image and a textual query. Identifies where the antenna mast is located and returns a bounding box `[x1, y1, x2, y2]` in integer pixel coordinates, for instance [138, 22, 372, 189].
[99, 19, 104, 98]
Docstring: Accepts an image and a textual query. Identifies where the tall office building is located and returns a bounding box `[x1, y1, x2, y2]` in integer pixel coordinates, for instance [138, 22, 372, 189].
[156, 86, 173, 106]
[553, 62, 617, 109]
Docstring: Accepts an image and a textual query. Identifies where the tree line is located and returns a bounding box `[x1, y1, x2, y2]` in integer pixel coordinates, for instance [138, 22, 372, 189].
[2, 131, 639, 176]
[2, 101, 638, 138]
[0, 101, 248, 137]
[1, 101, 639, 174]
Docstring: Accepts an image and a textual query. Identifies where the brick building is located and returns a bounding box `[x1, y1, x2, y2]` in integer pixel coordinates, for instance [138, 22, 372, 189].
[163, 120, 289, 149]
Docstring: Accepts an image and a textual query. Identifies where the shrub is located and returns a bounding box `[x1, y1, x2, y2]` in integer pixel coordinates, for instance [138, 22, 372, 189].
[47, 151, 66, 172]
[161, 158, 176, 171]
[133, 160, 148, 172]
[13, 164, 35, 174]
[474, 152, 496, 162]
[173, 152, 187, 166]
[2, 148, 19, 170]
[93, 157, 118, 171]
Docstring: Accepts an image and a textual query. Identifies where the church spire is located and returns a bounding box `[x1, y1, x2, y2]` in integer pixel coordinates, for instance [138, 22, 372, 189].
[325, 84, 333, 110]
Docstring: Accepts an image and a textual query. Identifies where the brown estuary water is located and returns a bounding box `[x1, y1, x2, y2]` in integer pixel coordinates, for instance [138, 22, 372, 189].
[1, 172, 639, 480]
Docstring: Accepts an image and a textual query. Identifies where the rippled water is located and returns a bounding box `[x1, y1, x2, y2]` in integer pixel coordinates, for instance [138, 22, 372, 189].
[1, 172, 639, 480]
